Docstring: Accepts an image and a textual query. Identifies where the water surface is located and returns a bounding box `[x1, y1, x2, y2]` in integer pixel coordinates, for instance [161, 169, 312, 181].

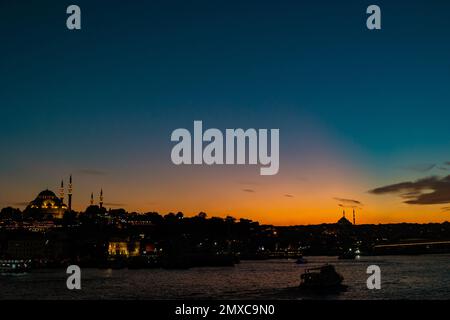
[1, 255, 449, 300]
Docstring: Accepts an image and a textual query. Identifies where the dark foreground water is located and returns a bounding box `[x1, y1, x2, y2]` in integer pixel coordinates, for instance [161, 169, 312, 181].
[1, 255, 449, 300]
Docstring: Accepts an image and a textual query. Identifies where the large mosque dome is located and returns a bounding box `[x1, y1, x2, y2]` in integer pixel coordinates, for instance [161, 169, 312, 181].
[27, 189, 67, 219]
[37, 189, 59, 199]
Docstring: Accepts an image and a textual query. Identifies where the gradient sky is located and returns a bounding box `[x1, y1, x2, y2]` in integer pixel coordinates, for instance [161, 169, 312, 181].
[1, 0, 450, 225]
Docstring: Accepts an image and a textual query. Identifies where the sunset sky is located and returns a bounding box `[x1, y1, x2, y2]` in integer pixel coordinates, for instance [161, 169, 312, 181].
[1, 0, 450, 225]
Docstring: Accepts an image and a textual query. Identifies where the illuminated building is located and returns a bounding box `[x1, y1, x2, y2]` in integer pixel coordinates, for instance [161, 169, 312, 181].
[26, 189, 67, 219]
[108, 238, 140, 257]
[24, 175, 74, 220]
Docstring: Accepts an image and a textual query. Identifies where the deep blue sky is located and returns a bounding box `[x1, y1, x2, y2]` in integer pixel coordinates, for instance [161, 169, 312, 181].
[1, 0, 450, 222]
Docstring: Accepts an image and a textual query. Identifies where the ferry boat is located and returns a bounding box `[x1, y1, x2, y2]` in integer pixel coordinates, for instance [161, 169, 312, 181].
[0, 259, 32, 274]
[299, 264, 347, 291]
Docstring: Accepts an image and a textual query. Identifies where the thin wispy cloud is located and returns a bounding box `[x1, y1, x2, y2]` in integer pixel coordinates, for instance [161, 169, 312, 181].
[334, 197, 362, 205]
[242, 189, 255, 193]
[284, 194, 294, 198]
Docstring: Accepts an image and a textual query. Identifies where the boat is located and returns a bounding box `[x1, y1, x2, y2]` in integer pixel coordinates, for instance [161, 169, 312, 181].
[299, 264, 347, 291]
[0, 259, 32, 274]
[295, 256, 308, 264]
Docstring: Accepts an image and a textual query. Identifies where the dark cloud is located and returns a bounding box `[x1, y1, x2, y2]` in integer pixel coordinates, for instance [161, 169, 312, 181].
[441, 207, 450, 212]
[333, 197, 362, 205]
[369, 175, 450, 205]
[78, 169, 107, 176]
[242, 189, 255, 193]
[284, 194, 294, 198]
[399, 191, 422, 200]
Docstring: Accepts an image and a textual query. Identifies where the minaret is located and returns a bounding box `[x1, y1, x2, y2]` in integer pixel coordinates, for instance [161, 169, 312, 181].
[343, 209, 345, 218]
[99, 189, 103, 209]
[353, 209, 356, 225]
[59, 180, 64, 203]
[90, 192, 94, 205]
[68, 174, 73, 212]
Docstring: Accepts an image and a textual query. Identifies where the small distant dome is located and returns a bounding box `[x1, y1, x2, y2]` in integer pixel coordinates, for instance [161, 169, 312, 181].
[337, 216, 353, 226]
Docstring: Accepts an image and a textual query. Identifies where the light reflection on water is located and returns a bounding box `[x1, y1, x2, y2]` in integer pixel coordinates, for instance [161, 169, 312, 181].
[1, 254, 449, 300]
